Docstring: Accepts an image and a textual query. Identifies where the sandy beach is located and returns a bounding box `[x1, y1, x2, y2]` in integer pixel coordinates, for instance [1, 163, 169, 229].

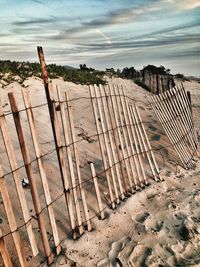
[0, 75, 199, 267]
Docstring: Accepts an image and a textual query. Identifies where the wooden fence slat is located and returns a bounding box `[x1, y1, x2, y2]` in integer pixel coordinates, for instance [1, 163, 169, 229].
[47, 82, 78, 238]
[37, 48, 78, 238]
[65, 92, 92, 231]
[102, 85, 128, 196]
[99, 85, 125, 200]
[8, 93, 53, 264]
[56, 86, 83, 235]
[89, 85, 116, 209]
[0, 166, 27, 267]
[134, 104, 163, 181]
[94, 85, 120, 204]
[131, 105, 157, 182]
[0, 228, 13, 267]
[123, 95, 147, 187]
[89, 163, 105, 220]
[117, 86, 143, 188]
[108, 85, 134, 193]
[22, 88, 61, 255]
[0, 101, 38, 257]
[113, 85, 136, 193]
[128, 105, 147, 186]
[114, 85, 140, 189]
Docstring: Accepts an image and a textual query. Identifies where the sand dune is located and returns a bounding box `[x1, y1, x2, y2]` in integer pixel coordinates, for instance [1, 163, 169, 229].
[0, 76, 199, 267]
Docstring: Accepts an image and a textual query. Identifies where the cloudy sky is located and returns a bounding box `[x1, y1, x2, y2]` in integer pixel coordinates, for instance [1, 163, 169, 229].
[0, 0, 200, 75]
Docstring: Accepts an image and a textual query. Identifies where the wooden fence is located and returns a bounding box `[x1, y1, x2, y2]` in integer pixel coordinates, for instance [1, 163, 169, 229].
[0, 80, 163, 266]
[147, 84, 199, 169]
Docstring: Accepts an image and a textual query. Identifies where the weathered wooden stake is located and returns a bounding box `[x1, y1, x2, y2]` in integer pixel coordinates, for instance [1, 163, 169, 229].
[37, 47, 78, 238]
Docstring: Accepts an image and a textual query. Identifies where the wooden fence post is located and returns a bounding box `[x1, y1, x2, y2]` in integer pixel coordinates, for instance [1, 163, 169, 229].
[37, 47, 78, 238]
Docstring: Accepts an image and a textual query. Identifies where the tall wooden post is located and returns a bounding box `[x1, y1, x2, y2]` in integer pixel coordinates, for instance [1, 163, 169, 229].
[37, 47, 77, 237]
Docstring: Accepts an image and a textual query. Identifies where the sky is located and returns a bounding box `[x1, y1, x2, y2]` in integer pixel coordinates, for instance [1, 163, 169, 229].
[0, 0, 200, 76]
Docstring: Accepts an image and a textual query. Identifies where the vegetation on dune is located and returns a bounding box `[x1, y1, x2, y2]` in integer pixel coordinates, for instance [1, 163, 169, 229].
[0, 60, 106, 85]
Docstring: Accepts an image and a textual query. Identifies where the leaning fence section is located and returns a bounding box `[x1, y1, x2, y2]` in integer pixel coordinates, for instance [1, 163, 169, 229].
[147, 83, 199, 169]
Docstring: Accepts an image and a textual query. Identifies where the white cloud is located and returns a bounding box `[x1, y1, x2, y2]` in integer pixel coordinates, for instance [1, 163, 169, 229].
[168, 0, 200, 10]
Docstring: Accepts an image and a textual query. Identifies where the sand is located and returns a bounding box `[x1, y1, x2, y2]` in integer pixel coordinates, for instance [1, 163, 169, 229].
[0, 76, 199, 267]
